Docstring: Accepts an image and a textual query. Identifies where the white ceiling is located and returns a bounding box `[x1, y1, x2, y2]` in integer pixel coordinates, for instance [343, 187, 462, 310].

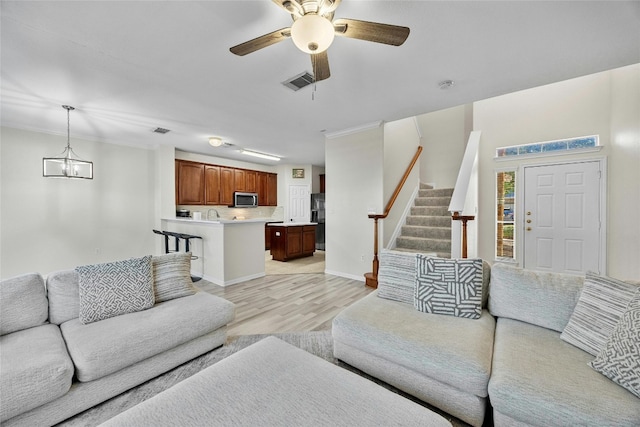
[2, 1, 639, 166]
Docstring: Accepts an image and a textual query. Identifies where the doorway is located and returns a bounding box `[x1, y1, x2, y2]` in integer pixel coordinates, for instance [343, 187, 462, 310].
[522, 160, 605, 274]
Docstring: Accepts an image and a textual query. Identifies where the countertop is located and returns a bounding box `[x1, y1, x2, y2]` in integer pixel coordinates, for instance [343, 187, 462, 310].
[163, 217, 269, 225]
[267, 222, 318, 227]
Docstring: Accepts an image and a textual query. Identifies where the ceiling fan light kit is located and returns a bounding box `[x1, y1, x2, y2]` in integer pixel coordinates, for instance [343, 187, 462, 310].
[291, 14, 335, 54]
[229, 0, 410, 82]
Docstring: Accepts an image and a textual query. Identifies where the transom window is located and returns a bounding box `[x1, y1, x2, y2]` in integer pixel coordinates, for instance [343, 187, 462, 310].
[496, 135, 598, 158]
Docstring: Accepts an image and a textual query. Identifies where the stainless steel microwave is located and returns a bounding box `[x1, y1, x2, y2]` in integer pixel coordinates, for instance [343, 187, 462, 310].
[233, 192, 259, 208]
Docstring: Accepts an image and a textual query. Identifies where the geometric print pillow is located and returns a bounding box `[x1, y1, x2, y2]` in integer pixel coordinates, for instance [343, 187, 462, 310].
[76, 255, 154, 324]
[414, 255, 483, 319]
[590, 290, 640, 398]
[561, 272, 639, 356]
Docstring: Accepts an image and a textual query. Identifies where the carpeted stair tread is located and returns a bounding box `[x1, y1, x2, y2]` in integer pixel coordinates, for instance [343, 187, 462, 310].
[401, 225, 451, 239]
[406, 216, 452, 227]
[414, 196, 452, 207]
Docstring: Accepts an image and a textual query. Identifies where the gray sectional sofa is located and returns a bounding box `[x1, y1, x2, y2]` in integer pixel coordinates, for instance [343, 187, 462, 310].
[332, 250, 640, 426]
[0, 253, 235, 427]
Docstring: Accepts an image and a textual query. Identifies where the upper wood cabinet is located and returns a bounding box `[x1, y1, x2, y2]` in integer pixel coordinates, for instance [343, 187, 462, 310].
[234, 169, 246, 192]
[245, 170, 257, 193]
[204, 165, 220, 205]
[220, 167, 235, 206]
[176, 160, 204, 205]
[257, 172, 268, 206]
[267, 173, 278, 206]
[176, 160, 276, 206]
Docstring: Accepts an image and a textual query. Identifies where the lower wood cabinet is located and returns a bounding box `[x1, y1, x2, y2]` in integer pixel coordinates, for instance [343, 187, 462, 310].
[269, 224, 316, 261]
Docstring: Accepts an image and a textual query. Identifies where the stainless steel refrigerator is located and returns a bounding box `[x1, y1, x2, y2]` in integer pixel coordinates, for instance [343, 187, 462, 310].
[310, 193, 325, 250]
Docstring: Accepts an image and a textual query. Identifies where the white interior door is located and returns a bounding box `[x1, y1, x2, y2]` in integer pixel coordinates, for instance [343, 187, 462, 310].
[288, 185, 310, 223]
[523, 161, 602, 274]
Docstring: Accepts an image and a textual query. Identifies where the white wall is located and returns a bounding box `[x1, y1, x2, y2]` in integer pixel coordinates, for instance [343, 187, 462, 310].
[0, 127, 156, 278]
[474, 64, 640, 280]
[325, 124, 384, 281]
[382, 117, 421, 246]
[416, 105, 471, 188]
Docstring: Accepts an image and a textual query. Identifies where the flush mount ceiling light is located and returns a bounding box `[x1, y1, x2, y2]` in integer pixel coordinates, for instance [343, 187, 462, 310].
[291, 14, 335, 54]
[240, 149, 281, 162]
[43, 105, 93, 179]
[209, 137, 223, 147]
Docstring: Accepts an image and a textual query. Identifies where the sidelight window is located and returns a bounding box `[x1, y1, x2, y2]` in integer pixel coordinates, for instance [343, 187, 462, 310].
[496, 170, 516, 260]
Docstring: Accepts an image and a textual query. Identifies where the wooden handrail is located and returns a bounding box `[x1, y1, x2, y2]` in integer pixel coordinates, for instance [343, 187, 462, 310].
[365, 146, 423, 288]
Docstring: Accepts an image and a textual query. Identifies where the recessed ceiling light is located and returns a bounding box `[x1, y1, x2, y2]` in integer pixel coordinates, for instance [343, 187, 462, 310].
[209, 137, 223, 147]
[438, 80, 455, 90]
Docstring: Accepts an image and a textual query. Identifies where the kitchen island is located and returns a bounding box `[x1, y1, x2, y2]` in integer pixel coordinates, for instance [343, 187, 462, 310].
[161, 217, 267, 286]
[268, 222, 317, 262]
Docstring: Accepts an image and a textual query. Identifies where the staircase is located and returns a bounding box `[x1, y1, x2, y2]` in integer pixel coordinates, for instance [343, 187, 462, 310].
[394, 184, 453, 258]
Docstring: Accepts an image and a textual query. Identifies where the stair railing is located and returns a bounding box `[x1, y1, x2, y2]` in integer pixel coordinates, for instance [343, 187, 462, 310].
[449, 131, 481, 258]
[365, 146, 423, 288]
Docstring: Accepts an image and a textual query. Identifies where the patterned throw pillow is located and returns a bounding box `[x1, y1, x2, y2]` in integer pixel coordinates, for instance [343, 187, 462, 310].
[561, 272, 639, 356]
[76, 256, 154, 324]
[414, 255, 483, 319]
[152, 252, 196, 303]
[590, 291, 640, 398]
[377, 250, 420, 305]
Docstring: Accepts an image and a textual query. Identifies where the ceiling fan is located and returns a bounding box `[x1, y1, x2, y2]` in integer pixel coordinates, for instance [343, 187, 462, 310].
[229, 0, 410, 81]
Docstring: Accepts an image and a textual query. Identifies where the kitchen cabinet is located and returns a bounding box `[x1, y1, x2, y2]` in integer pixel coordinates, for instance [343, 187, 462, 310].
[204, 165, 220, 205]
[175, 160, 276, 206]
[268, 224, 316, 261]
[220, 167, 235, 206]
[267, 173, 278, 206]
[234, 169, 246, 192]
[245, 170, 257, 193]
[257, 172, 268, 206]
[176, 160, 204, 205]
[264, 221, 283, 250]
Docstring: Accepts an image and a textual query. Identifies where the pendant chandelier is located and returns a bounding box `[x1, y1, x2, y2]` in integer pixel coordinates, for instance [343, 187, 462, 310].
[43, 105, 93, 179]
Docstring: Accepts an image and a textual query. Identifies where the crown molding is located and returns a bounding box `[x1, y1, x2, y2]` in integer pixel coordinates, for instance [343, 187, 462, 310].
[324, 121, 384, 140]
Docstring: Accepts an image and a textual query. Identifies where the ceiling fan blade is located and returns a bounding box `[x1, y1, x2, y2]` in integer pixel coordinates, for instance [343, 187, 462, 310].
[311, 51, 330, 81]
[333, 18, 410, 46]
[230, 28, 291, 56]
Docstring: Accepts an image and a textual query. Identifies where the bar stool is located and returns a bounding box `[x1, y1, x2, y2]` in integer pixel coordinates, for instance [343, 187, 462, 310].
[152, 230, 203, 282]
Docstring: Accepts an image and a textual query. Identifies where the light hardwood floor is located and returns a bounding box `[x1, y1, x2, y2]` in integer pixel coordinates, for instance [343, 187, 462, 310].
[196, 273, 374, 336]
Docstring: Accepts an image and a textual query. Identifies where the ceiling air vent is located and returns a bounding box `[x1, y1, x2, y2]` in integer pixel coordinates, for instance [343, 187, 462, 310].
[153, 127, 171, 134]
[282, 72, 315, 91]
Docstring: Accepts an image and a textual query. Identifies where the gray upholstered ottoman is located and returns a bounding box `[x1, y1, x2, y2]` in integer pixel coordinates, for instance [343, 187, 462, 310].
[101, 337, 451, 426]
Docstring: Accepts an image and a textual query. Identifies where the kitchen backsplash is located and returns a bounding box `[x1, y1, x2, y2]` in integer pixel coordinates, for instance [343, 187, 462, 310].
[177, 205, 284, 222]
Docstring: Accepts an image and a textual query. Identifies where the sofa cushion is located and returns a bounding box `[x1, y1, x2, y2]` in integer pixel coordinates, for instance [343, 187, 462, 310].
[0, 324, 74, 422]
[152, 252, 196, 303]
[377, 249, 419, 304]
[61, 292, 235, 382]
[0, 273, 48, 335]
[76, 255, 155, 324]
[415, 255, 483, 319]
[590, 290, 640, 398]
[488, 263, 584, 332]
[561, 272, 639, 356]
[46, 269, 80, 325]
[333, 291, 495, 397]
[489, 318, 640, 427]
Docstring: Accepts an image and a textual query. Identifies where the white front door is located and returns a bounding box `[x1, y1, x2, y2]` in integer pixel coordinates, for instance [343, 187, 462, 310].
[523, 161, 603, 274]
[288, 185, 310, 223]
